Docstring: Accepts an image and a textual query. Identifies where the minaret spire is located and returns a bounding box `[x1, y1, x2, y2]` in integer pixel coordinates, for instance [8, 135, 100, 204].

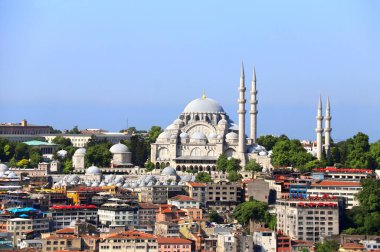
[238, 62, 247, 166]
[250, 65, 258, 143]
[315, 95, 323, 160]
[324, 96, 332, 161]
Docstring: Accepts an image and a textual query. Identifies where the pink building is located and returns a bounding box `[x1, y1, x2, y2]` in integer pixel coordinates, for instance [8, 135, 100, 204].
[157, 237, 192, 252]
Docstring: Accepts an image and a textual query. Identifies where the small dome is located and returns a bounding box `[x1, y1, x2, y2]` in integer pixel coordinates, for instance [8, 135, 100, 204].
[74, 148, 86, 155]
[86, 165, 102, 175]
[226, 132, 238, 140]
[217, 134, 223, 139]
[161, 166, 177, 176]
[170, 134, 177, 139]
[166, 124, 176, 130]
[218, 119, 228, 125]
[110, 143, 129, 154]
[259, 151, 268, 156]
[57, 150, 68, 158]
[158, 131, 171, 139]
[0, 164, 9, 173]
[191, 132, 207, 140]
[7, 172, 18, 179]
[229, 123, 239, 131]
[173, 119, 184, 125]
[208, 133, 217, 139]
[180, 132, 189, 138]
[183, 97, 224, 113]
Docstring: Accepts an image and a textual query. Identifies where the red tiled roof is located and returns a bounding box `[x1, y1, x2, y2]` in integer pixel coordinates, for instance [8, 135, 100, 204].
[157, 237, 192, 244]
[311, 181, 361, 187]
[187, 182, 207, 187]
[256, 228, 274, 232]
[342, 243, 365, 249]
[138, 203, 159, 209]
[45, 235, 77, 240]
[169, 195, 197, 202]
[106, 230, 156, 240]
[55, 227, 74, 234]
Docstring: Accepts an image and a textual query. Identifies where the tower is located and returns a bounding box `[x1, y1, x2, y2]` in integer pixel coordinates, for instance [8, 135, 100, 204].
[238, 62, 247, 165]
[315, 96, 324, 160]
[250, 65, 258, 143]
[324, 97, 332, 161]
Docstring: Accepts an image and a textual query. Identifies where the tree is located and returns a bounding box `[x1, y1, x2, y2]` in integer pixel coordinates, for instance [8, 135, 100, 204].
[85, 143, 112, 167]
[52, 136, 72, 149]
[369, 140, 380, 169]
[315, 240, 339, 252]
[14, 143, 29, 160]
[145, 161, 155, 172]
[300, 159, 324, 173]
[209, 211, 224, 224]
[17, 159, 29, 168]
[227, 171, 242, 182]
[147, 126, 163, 144]
[66, 126, 81, 134]
[245, 159, 263, 173]
[29, 148, 42, 167]
[48, 127, 62, 134]
[270, 139, 315, 168]
[226, 158, 241, 173]
[63, 160, 73, 174]
[216, 154, 228, 172]
[256, 134, 289, 151]
[195, 172, 213, 183]
[233, 200, 268, 225]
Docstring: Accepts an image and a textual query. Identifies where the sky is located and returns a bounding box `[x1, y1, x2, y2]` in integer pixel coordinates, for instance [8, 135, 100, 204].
[0, 0, 379, 142]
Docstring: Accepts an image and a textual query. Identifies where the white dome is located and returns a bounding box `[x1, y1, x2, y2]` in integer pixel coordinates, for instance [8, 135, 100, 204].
[166, 124, 176, 130]
[158, 131, 171, 139]
[7, 172, 18, 179]
[229, 123, 239, 131]
[217, 134, 223, 139]
[0, 164, 9, 173]
[180, 132, 189, 138]
[226, 132, 238, 140]
[170, 134, 177, 139]
[208, 133, 217, 139]
[218, 119, 228, 125]
[74, 148, 86, 155]
[110, 143, 129, 154]
[86, 165, 102, 175]
[259, 151, 268, 156]
[191, 132, 207, 140]
[57, 150, 68, 158]
[161, 166, 177, 176]
[173, 119, 184, 125]
[183, 97, 224, 113]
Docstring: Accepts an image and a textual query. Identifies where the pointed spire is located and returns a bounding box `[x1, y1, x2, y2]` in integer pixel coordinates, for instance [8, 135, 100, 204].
[201, 90, 206, 99]
[326, 96, 330, 110]
[318, 95, 322, 110]
[252, 65, 256, 83]
[241, 61, 245, 79]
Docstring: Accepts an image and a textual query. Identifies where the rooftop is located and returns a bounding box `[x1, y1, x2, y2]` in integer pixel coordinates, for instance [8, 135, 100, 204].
[157, 237, 192, 244]
[311, 181, 361, 187]
[106, 230, 156, 240]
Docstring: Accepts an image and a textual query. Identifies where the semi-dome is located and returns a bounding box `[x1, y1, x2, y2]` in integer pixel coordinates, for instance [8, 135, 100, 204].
[0, 164, 9, 173]
[158, 131, 171, 139]
[110, 143, 129, 154]
[191, 132, 207, 140]
[161, 166, 177, 176]
[226, 132, 238, 140]
[86, 165, 102, 175]
[180, 132, 189, 138]
[74, 148, 86, 155]
[183, 97, 224, 113]
[57, 150, 68, 158]
[208, 133, 217, 139]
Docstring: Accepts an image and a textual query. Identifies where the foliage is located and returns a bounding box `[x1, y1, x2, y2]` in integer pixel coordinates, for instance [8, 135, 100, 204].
[29, 148, 43, 167]
[233, 200, 269, 225]
[17, 159, 29, 168]
[343, 179, 380, 235]
[147, 126, 163, 144]
[52, 136, 72, 149]
[300, 159, 324, 173]
[216, 154, 228, 172]
[145, 161, 155, 172]
[226, 158, 241, 173]
[270, 139, 315, 168]
[49, 127, 62, 134]
[85, 142, 112, 167]
[209, 211, 224, 224]
[63, 160, 73, 174]
[14, 143, 29, 160]
[256, 134, 289, 151]
[66, 126, 81, 134]
[315, 240, 339, 252]
[245, 159, 263, 173]
[123, 135, 149, 167]
[195, 172, 213, 183]
[227, 171, 242, 182]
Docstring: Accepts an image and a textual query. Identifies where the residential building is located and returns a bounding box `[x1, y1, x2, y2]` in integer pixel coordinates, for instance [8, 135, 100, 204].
[157, 237, 192, 252]
[155, 221, 180, 237]
[138, 203, 159, 233]
[245, 179, 276, 204]
[312, 167, 374, 181]
[206, 181, 242, 211]
[216, 229, 253, 252]
[182, 208, 203, 221]
[167, 195, 200, 209]
[156, 204, 186, 222]
[186, 182, 207, 207]
[0, 119, 51, 135]
[98, 202, 139, 227]
[140, 185, 184, 204]
[50, 205, 98, 230]
[99, 230, 158, 252]
[252, 228, 276, 252]
[6, 218, 33, 246]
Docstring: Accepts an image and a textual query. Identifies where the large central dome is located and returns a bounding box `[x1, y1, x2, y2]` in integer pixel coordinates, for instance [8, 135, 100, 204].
[183, 96, 224, 113]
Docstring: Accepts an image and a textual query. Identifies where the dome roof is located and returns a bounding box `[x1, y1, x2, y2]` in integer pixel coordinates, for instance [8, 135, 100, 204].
[226, 132, 238, 140]
[173, 119, 184, 125]
[183, 97, 224, 113]
[170, 134, 177, 139]
[208, 133, 217, 139]
[0, 164, 9, 173]
[110, 143, 129, 154]
[161, 166, 177, 176]
[7, 172, 18, 178]
[57, 150, 68, 158]
[158, 131, 171, 139]
[86, 165, 102, 175]
[74, 148, 86, 155]
[166, 124, 176, 130]
[218, 119, 228, 125]
[180, 132, 189, 138]
[191, 132, 207, 140]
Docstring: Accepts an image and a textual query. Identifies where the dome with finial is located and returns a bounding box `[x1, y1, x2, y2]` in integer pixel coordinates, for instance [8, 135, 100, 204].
[183, 93, 224, 113]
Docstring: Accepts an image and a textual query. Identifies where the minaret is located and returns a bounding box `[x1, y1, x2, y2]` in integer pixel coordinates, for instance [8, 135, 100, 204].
[238, 62, 247, 165]
[315, 96, 324, 160]
[250, 65, 258, 143]
[324, 97, 332, 161]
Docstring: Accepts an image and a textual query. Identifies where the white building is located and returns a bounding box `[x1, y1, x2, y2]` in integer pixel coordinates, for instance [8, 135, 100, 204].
[252, 228, 277, 252]
[167, 195, 200, 209]
[216, 229, 253, 252]
[98, 202, 139, 227]
[50, 205, 98, 230]
[151, 65, 271, 173]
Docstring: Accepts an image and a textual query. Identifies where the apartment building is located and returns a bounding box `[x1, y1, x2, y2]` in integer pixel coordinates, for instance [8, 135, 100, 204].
[206, 181, 242, 211]
[140, 185, 184, 204]
[252, 228, 277, 252]
[99, 230, 158, 252]
[50, 205, 98, 230]
[157, 237, 192, 252]
[186, 182, 207, 207]
[167, 195, 200, 209]
[98, 202, 139, 227]
[138, 203, 159, 232]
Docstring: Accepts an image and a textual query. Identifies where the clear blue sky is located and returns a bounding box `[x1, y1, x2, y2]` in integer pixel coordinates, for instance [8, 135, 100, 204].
[1, 0, 379, 142]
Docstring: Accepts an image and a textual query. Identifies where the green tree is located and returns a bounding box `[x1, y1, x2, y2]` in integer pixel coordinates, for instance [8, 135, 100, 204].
[147, 126, 163, 144]
[63, 160, 73, 174]
[227, 170, 242, 182]
[52, 136, 72, 149]
[256, 134, 289, 151]
[226, 158, 241, 173]
[17, 159, 29, 168]
[315, 240, 339, 252]
[300, 159, 324, 173]
[270, 139, 315, 168]
[195, 172, 213, 183]
[85, 143, 112, 167]
[233, 200, 268, 225]
[66, 126, 81, 134]
[369, 140, 380, 169]
[216, 154, 228, 172]
[29, 148, 42, 167]
[209, 211, 224, 224]
[14, 143, 29, 160]
[245, 159, 263, 173]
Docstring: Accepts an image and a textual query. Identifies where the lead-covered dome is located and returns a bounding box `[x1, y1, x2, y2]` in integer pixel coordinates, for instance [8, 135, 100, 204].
[161, 166, 177, 176]
[0, 164, 9, 174]
[191, 132, 207, 140]
[226, 132, 238, 140]
[74, 148, 86, 155]
[86, 165, 102, 175]
[183, 97, 224, 113]
[110, 143, 129, 154]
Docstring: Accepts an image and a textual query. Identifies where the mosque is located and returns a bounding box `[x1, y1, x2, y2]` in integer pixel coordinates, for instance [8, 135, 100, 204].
[150, 64, 272, 173]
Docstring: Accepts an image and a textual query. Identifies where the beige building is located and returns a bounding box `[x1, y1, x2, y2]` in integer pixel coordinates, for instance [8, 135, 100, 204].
[186, 182, 207, 207]
[151, 65, 271, 172]
[0, 119, 51, 135]
[206, 181, 242, 211]
[99, 230, 158, 252]
[276, 196, 340, 242]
